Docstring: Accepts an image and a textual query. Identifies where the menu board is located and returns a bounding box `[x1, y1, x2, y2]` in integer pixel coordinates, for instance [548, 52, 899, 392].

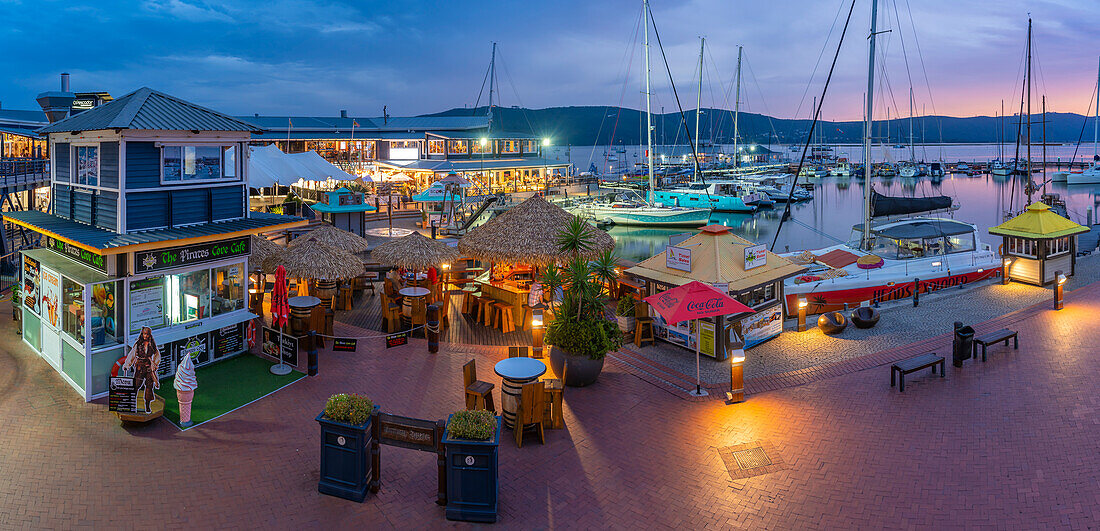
[108, 377, 137, 413]
[214, 324, 244, 358]
[23, 255, 40, 315]
[39, 267, 61, 329]
[129, 277, 165, 332]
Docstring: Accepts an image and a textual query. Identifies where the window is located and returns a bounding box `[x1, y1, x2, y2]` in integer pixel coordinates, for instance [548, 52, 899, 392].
[1008, 237, 1036, 258]
[737, 282, 777, 308]
[62, 278, 85, 345]
[211, 262, 245, 316]
[499, 140, 518, 153]
[129, 276, 167, 333]
[449, 140, 468, 154]
[922, 237, 945, 256]
[428, 140, 445, 155]
[945, 233, 975, 254]
[172, 269, 211, 323]
[523, 140, 537, 152]
[871, 236, 901, 259]
[1048, 236, 1070, 257]
[390, 140, 418, 149]
[163, 145, 233, 182]
[471, 140, 489, 154]
[89, 280, 122, 348]
[75, 145, 98, 186]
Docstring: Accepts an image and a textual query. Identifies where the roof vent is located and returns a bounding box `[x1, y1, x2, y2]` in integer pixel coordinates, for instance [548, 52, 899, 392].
[61, 72, 70, 92]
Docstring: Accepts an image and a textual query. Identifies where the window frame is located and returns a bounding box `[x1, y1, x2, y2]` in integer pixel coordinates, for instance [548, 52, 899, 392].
[71, 144, 100, 187]
[1047, 236, 1070, 258]
[158, 143, 239, 185]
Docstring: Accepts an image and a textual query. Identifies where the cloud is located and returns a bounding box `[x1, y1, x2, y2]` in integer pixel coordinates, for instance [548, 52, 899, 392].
[142, 0, 232, 22]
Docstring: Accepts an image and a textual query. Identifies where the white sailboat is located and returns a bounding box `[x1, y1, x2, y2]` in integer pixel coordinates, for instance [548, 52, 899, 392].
[1067, 56, 1100, 185]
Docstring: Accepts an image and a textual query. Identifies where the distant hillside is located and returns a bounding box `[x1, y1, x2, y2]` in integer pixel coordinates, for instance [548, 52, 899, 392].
[422, 105, 1095, 146]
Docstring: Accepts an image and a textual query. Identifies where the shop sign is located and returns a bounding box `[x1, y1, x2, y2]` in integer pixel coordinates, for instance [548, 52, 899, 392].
[666, 245, 692, 272]
[23, 255, 40, 315]
[741, 304, 783, 348]
[133, 236, 250, 274]
[108, 377, 137, 413]
[332, 338, 357, 352]
[744, 244, 767, 270]
[43, 236, 107, 273]
[699, 321, 715, 358]
[378, 413, 438, 452]
[386, 331, 409, 348]
[39, 267, 61, 330]
[129, 276, 165, 332]
[262, 326, 298, 366]
[214, 324, 244, 358]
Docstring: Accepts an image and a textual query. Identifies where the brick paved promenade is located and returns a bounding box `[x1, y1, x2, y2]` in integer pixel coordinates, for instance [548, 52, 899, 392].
[0, 283, 1098, 528]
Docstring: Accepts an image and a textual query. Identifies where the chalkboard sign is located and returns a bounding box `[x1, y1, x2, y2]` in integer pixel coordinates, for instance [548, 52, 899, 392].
[109, 377, 137, 413]
[214, 324, 244, 359]
[385, 332, 409, 349]
[332, 338, 357, 352]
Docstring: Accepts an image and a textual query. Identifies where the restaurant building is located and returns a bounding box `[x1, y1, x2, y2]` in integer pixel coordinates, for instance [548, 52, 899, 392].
[4, 87, 306, 401]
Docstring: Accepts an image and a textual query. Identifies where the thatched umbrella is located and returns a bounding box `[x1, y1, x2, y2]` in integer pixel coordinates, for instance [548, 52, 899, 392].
[458, 195, 614, 265]
[290, 224, 370, 253]
[250, 234, 283, 271]
[262, 238, 364, 280]
[371, 232, 460, 270]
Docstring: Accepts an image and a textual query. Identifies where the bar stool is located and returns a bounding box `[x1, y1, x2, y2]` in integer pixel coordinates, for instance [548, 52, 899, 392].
[459, 286, 479, 314]
[521, 303, 537, 331]
[479, 297, 495, 326]
[495, 302, 515, 334]
[634, 317, 654, 348]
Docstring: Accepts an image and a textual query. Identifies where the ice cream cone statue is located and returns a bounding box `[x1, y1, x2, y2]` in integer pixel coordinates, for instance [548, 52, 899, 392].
[174, 351, 198, 427]
[122, 326, 161, 414]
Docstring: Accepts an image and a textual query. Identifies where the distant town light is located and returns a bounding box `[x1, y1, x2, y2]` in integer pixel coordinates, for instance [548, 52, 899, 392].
[541, 138, 550, 146]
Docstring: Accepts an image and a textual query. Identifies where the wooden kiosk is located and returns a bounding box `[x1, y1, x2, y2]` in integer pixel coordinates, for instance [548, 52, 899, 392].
[989, 203, 1088, 286]
[624, 225, 806, 360]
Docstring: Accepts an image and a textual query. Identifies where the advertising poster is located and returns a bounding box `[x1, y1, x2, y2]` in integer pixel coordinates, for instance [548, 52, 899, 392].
[332, 338, 357, 352]
[665, 245, 692, 272]
[214, 324, 244, 359]
[39, 267, 61, 329]
[386, 331, 409, 348]
[108, 377, 137, 413]
[176, 333, 210, 366]
[741, 305, 783, 348]
[129, 277, 165, 332]
[23, 255, 39, 315]
[262, 326, 281, 359]
[744, 244, 768, 270]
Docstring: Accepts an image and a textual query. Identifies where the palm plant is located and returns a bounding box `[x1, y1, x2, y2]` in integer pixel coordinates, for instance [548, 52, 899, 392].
[589, 248, 620, 297]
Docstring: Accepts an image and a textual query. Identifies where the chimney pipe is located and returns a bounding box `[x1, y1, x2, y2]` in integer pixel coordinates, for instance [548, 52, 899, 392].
[61, 72, 70, 93]
[340, 110, 348, 118]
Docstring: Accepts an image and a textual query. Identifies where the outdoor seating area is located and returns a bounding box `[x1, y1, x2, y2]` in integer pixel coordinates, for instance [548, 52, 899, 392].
[460, 345, 568, 448]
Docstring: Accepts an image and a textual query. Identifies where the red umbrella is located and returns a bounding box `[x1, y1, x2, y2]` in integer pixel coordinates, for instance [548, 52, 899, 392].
[271, 265, 289, 329]
[644, 281, 754, 396]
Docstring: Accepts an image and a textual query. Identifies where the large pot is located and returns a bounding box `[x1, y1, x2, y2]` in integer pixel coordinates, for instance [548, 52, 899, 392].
[549, 346, 605, 387]
[615, 315, 635, 335]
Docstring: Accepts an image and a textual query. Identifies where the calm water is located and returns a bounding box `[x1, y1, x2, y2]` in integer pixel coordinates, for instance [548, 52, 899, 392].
[544, 144, 1100, 263]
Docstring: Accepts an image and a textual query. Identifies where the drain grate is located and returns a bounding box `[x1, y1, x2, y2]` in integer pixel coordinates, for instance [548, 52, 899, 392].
[732, 447, 772, 469]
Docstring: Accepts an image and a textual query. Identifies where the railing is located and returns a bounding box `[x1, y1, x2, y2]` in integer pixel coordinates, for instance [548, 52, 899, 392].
[0, 158, 50, 188]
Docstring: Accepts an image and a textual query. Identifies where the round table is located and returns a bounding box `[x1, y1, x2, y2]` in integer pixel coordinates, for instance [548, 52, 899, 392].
[287, 296, 321, 335]
[399, 287, 430, 317]
[494, 357, 547, 429]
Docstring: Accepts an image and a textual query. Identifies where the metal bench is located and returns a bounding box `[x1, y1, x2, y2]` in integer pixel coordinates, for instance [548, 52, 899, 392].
[891, 353, 945, 392]
[972, 328, 1018, 362]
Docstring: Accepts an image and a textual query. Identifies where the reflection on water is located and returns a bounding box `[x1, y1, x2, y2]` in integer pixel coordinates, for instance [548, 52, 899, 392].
[607, 172, 1100, 263]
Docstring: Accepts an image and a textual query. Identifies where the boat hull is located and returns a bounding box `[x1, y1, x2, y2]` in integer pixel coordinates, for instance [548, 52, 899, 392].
[652, 191, 755, 213]
[1066, 169, 1100, 185]
[783, 267, 1001, 318]
[579, 206, 712, 227]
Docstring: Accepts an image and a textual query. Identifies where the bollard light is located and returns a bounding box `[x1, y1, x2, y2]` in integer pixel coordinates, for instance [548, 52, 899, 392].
[1002, 257, 1012, 285]
[797, 297, 808, 332]
[726, 353, 746, 404]
[531, 309, 545, 358]
[1055, 270, 1066, 310]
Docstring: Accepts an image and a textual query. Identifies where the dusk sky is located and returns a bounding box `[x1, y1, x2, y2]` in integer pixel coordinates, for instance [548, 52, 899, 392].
[3, 0, 1098, 121]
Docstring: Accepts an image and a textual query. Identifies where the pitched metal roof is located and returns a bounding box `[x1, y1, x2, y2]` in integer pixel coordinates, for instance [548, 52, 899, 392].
[38, 87, 260, 134]
[250, 130, 425, 141]
[0, 108, 49, 126]
[426, 130, 538, 140]
[0, 124, 41, 138]
[3, 210, 305, 255]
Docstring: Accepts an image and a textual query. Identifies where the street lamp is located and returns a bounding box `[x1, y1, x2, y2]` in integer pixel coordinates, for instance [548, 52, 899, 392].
[479, 137, 488, 193]
[531, 309, 545, 358]
[797, 297, 808, 332]
[1002, 257, 1012, 285]
[541, 137, 550, 147]
[1055, 270, 1066, 310]
[725, 353, 746, 404]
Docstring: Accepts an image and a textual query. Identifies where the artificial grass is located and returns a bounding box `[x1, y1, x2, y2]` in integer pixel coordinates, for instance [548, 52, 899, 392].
[157, 354, 304, 429]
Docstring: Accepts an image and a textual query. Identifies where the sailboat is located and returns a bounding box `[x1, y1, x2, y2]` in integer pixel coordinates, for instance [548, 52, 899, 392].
[779, 0, 1000, 317]
[1067, 57, 1100, 184]
[574, 0, 711, 227]
[897, 89, 918, 178]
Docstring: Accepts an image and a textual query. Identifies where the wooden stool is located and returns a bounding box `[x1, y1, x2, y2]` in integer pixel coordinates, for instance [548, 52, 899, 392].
[495, 303, 515, 334]
[521, 303, 538, 331]
[478, 297, 494, 326]
[634, 316, 654, 347]
[462, 290, 479, 314]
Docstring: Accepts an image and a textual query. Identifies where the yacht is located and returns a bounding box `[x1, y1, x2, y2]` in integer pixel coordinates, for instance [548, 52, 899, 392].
[1066, 160, 1100, 185]
[897, 163, 917, 178]
[571, 190, 712, 227]
[652, 181, 758, 213]
[991, 159, 1011, 176]
[830, 161, 851, 177]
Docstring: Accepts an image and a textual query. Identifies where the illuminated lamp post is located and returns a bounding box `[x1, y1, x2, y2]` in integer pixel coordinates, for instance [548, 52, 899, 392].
[479, 137, 488, 193]
[725, 352, 746, 404]
[530, 309, 545, 359]
[1055, 270, 1066, 310]
[1002, 257, 1012, 285]
[797, 297, 808, 332]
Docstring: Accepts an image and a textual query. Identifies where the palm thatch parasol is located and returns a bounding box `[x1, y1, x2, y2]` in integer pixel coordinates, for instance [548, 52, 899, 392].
[289, 224, 370, 253]
[371, 232, 460, 270]
[262, 238, 365, 280]
[458, 195, 614, 265]
[249, 234, 283, 271]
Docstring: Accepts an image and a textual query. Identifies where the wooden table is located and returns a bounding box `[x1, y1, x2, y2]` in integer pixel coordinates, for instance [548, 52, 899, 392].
[399, 287, 430, 318]
[288, 296, 321, 336]
[494, 357, 546, 429]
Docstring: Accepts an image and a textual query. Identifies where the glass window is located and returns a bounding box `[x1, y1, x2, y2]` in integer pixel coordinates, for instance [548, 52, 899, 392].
[223, 145, 236, 178]
[471, 140, 489, 154]
[211, 262, 246, 316]
[922, 237, 946, 256]
[75, 145, 98, 186]
[62, 277, 85, 345]
[172, 269, 211, 323]
[163, 146, 225, 181]
[1048, 237, 1069, 257]
[871, 236, 900, 259]
[450, 140, 469, 154]
[129, 276, 167, 333]
[89, 280, 122, 348]
[736, 282, 778, 308]
[428, 140, 445, 155]
[897, 238, 924, 259]
[946, 233, 975, 254]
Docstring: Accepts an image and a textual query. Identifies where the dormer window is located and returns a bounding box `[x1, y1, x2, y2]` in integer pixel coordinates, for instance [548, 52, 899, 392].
[162, 145, 237, 182]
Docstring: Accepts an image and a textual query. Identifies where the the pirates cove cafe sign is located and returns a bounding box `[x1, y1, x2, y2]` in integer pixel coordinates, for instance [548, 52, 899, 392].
[134, 237, 251, 274]
[44, 236, 107, 273]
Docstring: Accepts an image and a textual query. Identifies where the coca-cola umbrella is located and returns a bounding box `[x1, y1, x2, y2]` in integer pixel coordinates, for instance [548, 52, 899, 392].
[644, 281, 753, 396]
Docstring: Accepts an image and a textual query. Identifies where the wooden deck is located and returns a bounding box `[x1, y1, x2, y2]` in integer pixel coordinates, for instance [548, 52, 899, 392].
[335, 288, 535, 347]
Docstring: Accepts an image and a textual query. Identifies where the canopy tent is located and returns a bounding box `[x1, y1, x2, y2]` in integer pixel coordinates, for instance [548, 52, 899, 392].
[248, 145, 356, 187]
[412, 183, 463, 203]
[287, 150, 356, 181]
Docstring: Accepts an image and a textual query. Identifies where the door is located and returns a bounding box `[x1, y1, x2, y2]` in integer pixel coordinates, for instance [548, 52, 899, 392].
[39, 266, 63, 369]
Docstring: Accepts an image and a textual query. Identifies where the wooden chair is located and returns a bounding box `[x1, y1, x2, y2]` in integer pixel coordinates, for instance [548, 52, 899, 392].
[411, 296, 427, 333]
[508, 346, 528, 358]
[463, 360, 495, 413]
[514, 381, 546, 448]
[381, 293, 401, 333]
[439, 289, 452, 330]
[543, 361, 566, 429]
[634, 300, 654, 347]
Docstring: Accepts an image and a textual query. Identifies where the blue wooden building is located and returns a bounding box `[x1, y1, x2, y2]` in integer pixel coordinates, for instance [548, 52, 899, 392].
[3, 88, 306, 401]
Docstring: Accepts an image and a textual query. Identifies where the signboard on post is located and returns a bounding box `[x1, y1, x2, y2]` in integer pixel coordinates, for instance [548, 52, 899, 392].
[744, 244, 767, 270]
[262, 326, 299, 366]
[666, 245, 692, 272]
[332, 338, 358, 352]
[108, 377, 137, 413]
[377, 413, 439, 451]
[386, 331, 409, 348]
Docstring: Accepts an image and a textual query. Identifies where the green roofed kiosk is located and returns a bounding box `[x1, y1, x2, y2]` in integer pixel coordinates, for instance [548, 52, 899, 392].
[5, 87, 306, 401]
[988, 202, 1088, 286]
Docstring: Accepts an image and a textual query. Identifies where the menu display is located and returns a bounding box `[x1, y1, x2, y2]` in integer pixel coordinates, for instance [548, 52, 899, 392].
[23, 255, 39, 315]
[129, 277, 165, 332]
[39, 267, 61, 329]
[214, 324, 244, 358]
[108, 377, 137, 413]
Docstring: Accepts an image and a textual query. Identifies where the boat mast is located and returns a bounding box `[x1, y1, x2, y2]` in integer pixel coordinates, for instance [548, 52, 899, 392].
[734, 45, 743, 168]
[861, 0, 879, 250]
[1042, 94, 1047, 195]
[644, 0, 655, 204]
[1000, 99, 1004, 162]
[1026, 17, 1033, 205]
[1095, 55, 1099, 162]
[694, 36, 703, 181]
[487, 42, 497, 135]
[909, 88, 915, 162]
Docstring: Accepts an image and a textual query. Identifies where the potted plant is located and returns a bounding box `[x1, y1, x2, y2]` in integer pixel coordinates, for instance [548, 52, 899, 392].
[316, 393, 378, 502]
[544, 216, 625, 387]
[11, 285, 21, 332]
[615, 295, 636, 334]
[442, 410, 502, 523]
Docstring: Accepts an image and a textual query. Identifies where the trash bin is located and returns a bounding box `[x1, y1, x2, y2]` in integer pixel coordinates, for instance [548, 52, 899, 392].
[952, 321, 975, 367]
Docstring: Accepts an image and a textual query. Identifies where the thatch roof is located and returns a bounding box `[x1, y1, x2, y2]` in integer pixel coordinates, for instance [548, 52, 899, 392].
[250, 235, 283, 270]
[371, 232, 460, 270]
[262, 238, 365, 280]
[458, 195, 615, 265]
[290, 224, 370, 253]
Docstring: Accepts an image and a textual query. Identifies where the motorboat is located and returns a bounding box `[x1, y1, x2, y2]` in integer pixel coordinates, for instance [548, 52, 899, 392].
[991, 159, 1012, 176]
[653, 181, 758, 213]
[1066, 161, 1100, 185]
[571, 190, 713, 227]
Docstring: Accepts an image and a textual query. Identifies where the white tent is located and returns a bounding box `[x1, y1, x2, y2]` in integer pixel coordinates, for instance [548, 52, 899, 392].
[287, 150, 356, 181]
[248, 145, 356, 187]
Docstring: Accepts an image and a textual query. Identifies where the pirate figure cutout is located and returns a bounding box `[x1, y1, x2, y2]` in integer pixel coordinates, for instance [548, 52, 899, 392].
[123, 326, 161, 414]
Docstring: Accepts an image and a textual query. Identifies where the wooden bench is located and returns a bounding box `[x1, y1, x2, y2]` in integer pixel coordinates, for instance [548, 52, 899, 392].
[972, 328, 1018, 362]
[890, 353, 945, 392]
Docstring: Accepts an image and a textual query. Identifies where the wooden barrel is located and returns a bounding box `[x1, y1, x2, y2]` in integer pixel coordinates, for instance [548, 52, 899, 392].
[500, 378, 523, 429]
[290, 305, 312, 336]
[314, 280, 337, 308]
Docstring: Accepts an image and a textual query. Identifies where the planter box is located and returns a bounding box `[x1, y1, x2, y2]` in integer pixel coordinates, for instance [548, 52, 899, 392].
[549, 346, 605, 387]
[316, 405, 379, 502]
[616, 315, 635, 334]
[442, 415, 501, 523]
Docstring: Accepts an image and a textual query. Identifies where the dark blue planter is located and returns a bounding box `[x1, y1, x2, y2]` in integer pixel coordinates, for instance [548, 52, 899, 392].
[316, 405, 379, 502]
[442, 415, 501, 523]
